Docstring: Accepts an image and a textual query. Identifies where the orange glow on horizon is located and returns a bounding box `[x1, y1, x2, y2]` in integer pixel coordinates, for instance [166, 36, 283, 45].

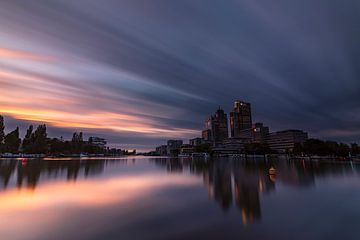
[0, 107, 198, 136]
[0, 46, 199, 139]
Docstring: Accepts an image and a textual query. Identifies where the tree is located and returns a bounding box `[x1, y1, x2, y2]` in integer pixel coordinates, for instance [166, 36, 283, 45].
[23, 124, 48, 154]
[22, 125, 34, 153]
[33, 124, 48, 153]
[48, 138, 66, 154]
[0, 115, 4, 144]
[4, 127, 21, 153]
[351, 143, 360, 156]
[0, 115, 5, 152]
[303, 139, 328, 156]
[338, 143, 350, 157]
[300, 139, 351, 157]
[71, 132, 84, 154]
[72, 132, 83, 142]
[293, 143, 304, 155]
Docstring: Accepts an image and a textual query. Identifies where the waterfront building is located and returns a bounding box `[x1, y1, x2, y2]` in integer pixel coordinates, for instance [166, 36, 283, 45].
[180, 144, 195, 155]
[212, 138, 250, 155]
[266, 130, 308, 153]
[202, 129, 212, 142]
[88, 137, 107, 148]
[202, 108, 229, 146]
[155, 145, 167, 156]
[230, 100, 252, 138]
[189, 137, 204, 146]
[167, 140, 183, 156]
[238, 123, 269, 143]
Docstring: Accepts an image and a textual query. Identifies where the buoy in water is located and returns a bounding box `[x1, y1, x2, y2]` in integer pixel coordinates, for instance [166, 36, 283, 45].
[269, 167, 276, 175]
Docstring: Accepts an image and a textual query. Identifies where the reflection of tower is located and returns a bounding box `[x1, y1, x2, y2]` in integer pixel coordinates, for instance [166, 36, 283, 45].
[233, 168, 261, 225]
[258, 172, 276, 193]
[209, 161, 233, 210]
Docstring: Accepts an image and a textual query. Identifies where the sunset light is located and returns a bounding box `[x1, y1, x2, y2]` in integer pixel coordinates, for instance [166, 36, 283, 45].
[0, 1, 359, 239]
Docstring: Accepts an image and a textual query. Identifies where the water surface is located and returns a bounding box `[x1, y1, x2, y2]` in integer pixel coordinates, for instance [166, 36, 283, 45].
[0, 156, 360, 240]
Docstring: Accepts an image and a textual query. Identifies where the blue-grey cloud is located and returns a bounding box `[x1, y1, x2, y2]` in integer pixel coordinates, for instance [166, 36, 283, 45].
[0, 0, 359, 149]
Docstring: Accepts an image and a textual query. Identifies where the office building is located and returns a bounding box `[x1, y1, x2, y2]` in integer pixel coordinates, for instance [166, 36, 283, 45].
[155, 145, 167, 156]
[230, 100, 252, 138]
[167, 140, 183, 156]
[238, 122, 269, 143]
[202, 108, 229, 145]
[212, 138, 250, 155]
[180, 144, 195, 155]
[266, 130, 308, 153]
[88, 137, 107, 148]
[189, 137, 204, 146]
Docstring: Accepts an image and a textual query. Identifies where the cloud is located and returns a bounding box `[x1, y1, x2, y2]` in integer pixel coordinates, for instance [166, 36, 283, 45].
[0, 0, 359, 149]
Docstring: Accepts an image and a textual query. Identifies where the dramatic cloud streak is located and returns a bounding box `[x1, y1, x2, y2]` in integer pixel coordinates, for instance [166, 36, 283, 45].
[0, 0, 359, 149]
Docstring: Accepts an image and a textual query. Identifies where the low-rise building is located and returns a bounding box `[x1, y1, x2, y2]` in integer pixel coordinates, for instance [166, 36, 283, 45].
[155, 145, 167, 156]
[266, 130, 308, 153]
[212, 138, 250, 155]
[88, 137, 107, 148]
[167, 140, 183, 156]
[202, 129, 212, 142]
[189, 137, 204, 146]
[180, 144, 195, 155]
[238, 123, 269, 143]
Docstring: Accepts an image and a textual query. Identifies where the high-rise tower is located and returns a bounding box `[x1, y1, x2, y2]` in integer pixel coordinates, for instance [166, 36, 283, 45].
[202, 108, 228, 145]
[230, 100, 252, 138]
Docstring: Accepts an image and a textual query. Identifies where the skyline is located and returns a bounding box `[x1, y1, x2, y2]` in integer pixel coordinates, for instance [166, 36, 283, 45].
[1, 0, 359, 150]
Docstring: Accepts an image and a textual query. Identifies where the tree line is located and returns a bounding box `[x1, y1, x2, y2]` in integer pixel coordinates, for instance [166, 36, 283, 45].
[0, 115, 128, 155]
[293, 139, 360, 157]
[243, 140, 360, 157]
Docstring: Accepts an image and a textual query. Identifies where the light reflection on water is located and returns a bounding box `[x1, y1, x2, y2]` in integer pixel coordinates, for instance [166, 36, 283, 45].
[1, 156, 360, 240]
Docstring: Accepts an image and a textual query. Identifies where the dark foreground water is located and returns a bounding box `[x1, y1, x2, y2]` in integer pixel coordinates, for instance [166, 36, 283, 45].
[1, 156, 360, 240]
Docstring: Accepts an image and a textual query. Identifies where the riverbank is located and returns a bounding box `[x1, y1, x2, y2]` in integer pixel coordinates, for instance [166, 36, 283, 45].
[0, 153, 132, 158]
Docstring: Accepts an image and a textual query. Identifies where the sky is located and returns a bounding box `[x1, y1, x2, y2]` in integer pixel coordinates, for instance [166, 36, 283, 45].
[0, 0, 359, 151]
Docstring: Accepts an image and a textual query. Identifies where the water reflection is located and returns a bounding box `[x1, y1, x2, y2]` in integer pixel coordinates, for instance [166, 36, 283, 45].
[1, 157, 360, 240]
[0, 158, 124, 190]
[152, 157, 360, 225]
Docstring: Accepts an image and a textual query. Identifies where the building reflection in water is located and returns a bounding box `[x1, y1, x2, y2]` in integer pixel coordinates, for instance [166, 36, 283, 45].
[153, 157, 360, 226]
[1, 156, 359, 227]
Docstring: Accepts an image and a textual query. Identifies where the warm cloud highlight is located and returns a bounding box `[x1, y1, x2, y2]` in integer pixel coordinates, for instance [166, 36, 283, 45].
[0, 47, 53, 61]
[0, 0, 359, 147]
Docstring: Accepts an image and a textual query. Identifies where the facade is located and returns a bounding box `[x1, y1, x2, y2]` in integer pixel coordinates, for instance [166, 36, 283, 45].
[202, 108, 229, 146]
[180, 144, 195, 155]
[230, 100, 252, 138]
[155, 145, 167, 156]
[202, 129, 212, 142]
[88, 137, 107, 148]
[167, 140, 183, 156]
[189, 137, 204, 146]
[238, 123, 269, 143]
[266, 130, 308, 153]
[212, 138, 250, 155]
